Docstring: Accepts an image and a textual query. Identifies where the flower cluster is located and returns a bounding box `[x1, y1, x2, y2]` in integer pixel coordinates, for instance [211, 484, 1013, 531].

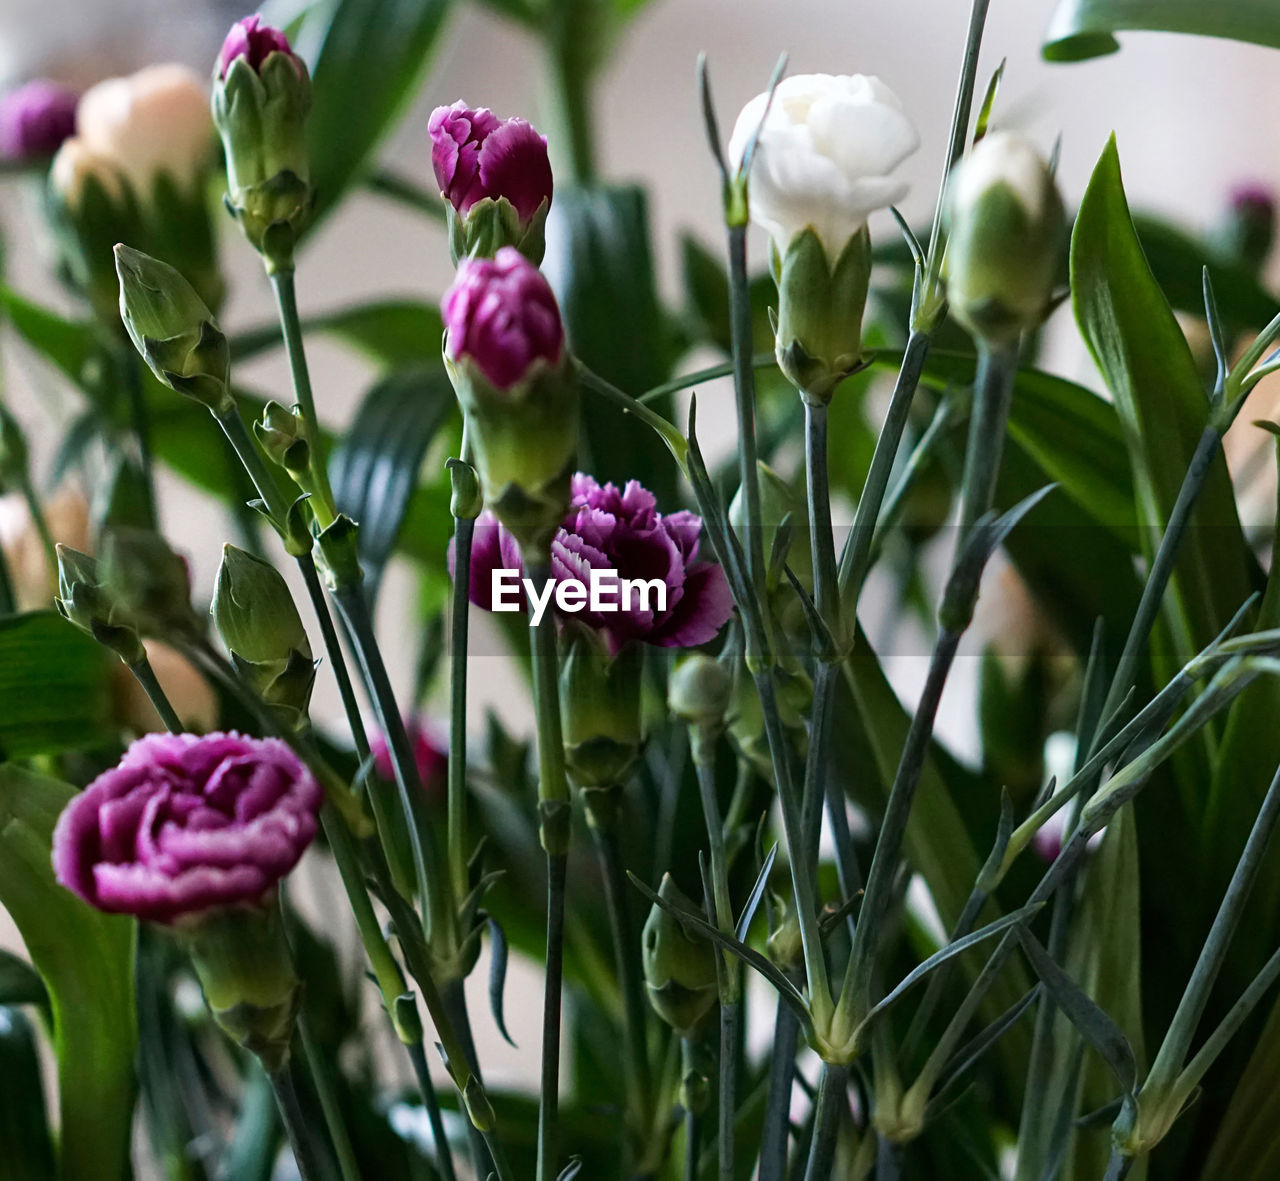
[53, 732, 321, 924]
[465, 473, 734, 653]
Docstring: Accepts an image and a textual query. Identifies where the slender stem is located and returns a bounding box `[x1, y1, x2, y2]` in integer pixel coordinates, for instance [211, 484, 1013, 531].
[1094, 424, 1223, 737]
[759, 990, 801, 1181]
[270, 270, 336, 517]
[802, 1062, 849, 1181]
[539, 851, 568, 1181]
[693, 740, 734, 942]
[683, 1107, 701, 1181]
[407, 1041, 459, 1181]
[876, 1134, 904, 1181]
[127, 656, 185, 734]
[267, 1060, 330, 1181]
[804, 400, 839, 632]
[955, 342, 1017, 540]
[544, 0, 597, 184]
[717, 1000, 740, 1181]
[0, 538, 15, 614]
[591, 824, 653, 1124]
[1103, 1148, 1134, 1181]
[448, 515, 475, 899]
[836, 328, 934, 616]
[297, 1016, 360, 1181]
[802, 661, 840, 863]
[335, 584, 449, 943]
[440, 979, 497, 1180]
[727, 223, 767, 609]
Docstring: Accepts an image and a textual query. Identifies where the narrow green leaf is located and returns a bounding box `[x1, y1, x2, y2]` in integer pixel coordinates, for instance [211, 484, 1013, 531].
[1045, 0, 1280, 62]
[486, 916, 516, 1049]
[0, 764, 137, 1181]
[0, 612, 114, 759]
[230, 299, 444, 369]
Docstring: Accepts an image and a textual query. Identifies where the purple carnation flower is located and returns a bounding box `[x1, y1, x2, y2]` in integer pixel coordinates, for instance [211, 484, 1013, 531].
[52, 731, 321, 924]
[218, 14, 298, 78]
[462, 473, 735, 653]
[0, 80, 77, 160]
[429, 101, 552, 223]
[442, 246, 564, 390]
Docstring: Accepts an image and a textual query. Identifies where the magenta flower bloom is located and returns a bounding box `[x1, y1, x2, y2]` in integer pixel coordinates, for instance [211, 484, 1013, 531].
[462, 474, 735, 653]
[443, 246, 564, 390]
[218, 14, 298, 78]
[371, 720, 448, 800]
[0, 80, 77, 160]
[429, 101, 552, 223]
[52, 731, 321, 924]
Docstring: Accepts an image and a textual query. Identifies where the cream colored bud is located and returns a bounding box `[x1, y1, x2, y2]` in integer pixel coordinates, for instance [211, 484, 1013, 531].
[50, 136, 124, 207]
[0, 487, 91, 610]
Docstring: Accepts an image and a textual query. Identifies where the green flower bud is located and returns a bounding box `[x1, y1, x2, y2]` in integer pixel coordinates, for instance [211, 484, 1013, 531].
[642, 875, 719, 1036]
[212, 49, 314, 273]
[212, 544, 315, 731]
[254, 402, 309, 474]
[766, 888, 803, 970]
[54, 544, 145, 665]
[558, 628, 644, 817]
[447, 457, 483, 521]
[771, 226, 872, 404]
[115, 245, 232, 413]
[944, 131, 1066, 345]
[729, 461, 811, 594]
[668, 654, 732, 728]
[177, 899, 301, 1074]
[100, 527, 201, 640]
[446, 196, 550, 268]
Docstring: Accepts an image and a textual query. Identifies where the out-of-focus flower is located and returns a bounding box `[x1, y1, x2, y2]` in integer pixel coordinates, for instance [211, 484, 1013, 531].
[944, 130, 1065, 345]
[72, 64, 212, 197]
[0, 486, 90, 611]
[442, 247, 576, 551]
[728, 73, 918, 258]
[114, 639, 219, 735]
[429, 101, 553, 262]
[218, 14, 297, 78]
[729, 74, 917, 401]
[52, 731, 321, 924]
[371, 719, 448, 799]
[0, 80, 77, 160]
[1218, 182, 1275, 270]
[212, 15, 312, 271]
[463, 474, 734, 654]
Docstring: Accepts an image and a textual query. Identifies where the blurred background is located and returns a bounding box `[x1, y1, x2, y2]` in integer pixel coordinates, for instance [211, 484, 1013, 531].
[0, 0, 1277, 1101]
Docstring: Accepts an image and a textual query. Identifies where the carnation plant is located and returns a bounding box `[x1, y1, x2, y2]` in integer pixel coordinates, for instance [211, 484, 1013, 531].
[4, 2, 1280, 1181]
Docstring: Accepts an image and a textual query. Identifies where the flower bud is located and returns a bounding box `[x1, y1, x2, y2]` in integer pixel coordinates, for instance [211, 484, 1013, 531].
[668, 654, 732, 728]
[213, 544, 315, 730]
[0, 80, 77, 161]
[766, 888, 803, 970]
[442, 247, 577, 553]
[558, 627, 643, 813]
[944, 131, 1066, 345]
[729, 460, 810, 594]
[771, 225, 872, 402]
[642, 875, 718, 1036]
[100, 527, 201, 640]
[447, 457, 483, 520]
[429, 101, 553, 265]
[55, 544, 144, 665]
[212, 16, 314, 272]
[115, 245, 232, 413]
[255, 402, 310, 473]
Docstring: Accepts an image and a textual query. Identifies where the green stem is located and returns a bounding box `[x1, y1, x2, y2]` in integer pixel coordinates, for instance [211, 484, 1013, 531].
[407, 1041, 459, 1181]
[717, 1000, 740, 1181]
[955, 341, 1017, 539]
[758, 985, 801, 1181]
[297, 1016, 359, 1181]
[591, 823, 653, 1128]
[683, 1106, 701, 1181]
[692, 737, 734, 943]
[267, 1059, 330, 1181]
[448, 515, 475, 900]
[802, 1062, 849, 1181]
[270, 270, 336, 518]
[1103, 1149, 1134, 1181]
[727, 222, 766, 609]
[127, 655, 185, 734]
[539, 851, 568, 1181]
[545, 0, 597, 184]
[803, 400, 839, 633]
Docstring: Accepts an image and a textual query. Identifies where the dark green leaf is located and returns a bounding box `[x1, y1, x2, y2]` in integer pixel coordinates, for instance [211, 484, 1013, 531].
[0, 1006, 56, 1180]
[330, 365, 457, 602]
[230, 299, 444, 369]
[0, 952, 47, 1009]
[0, 764, 137, 1181]
[1045, 0, 1280, 62]
[486, 916, 516, 1048]
[302, 0, 456, 230]
[0, 612, 115, 759]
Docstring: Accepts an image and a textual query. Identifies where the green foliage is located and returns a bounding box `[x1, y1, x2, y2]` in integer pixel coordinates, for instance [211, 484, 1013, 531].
[0, 765, 137, 1181]
[1045, 0, 1280, 61]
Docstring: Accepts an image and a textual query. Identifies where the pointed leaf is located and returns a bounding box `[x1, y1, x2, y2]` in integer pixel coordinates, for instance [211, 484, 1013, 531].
[486, 916, 516, 1048]
[1045, 0, 1280, 61]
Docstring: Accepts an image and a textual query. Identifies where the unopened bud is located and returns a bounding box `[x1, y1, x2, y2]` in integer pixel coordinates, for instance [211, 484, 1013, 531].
[668, 654, 732, 728]
[55, 544, 144, 665]
[642, 875, 718, 1036]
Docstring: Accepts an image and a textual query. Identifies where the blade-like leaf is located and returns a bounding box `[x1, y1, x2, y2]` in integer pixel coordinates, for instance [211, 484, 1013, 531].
[0, 764, 137, 1181]
[1044, 0, 1280, 62]
[0, 952, 47, 1009]
[486, 916, 516, 1049]
[735, 842, 778, 942]
[230, 299, 444, 369]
